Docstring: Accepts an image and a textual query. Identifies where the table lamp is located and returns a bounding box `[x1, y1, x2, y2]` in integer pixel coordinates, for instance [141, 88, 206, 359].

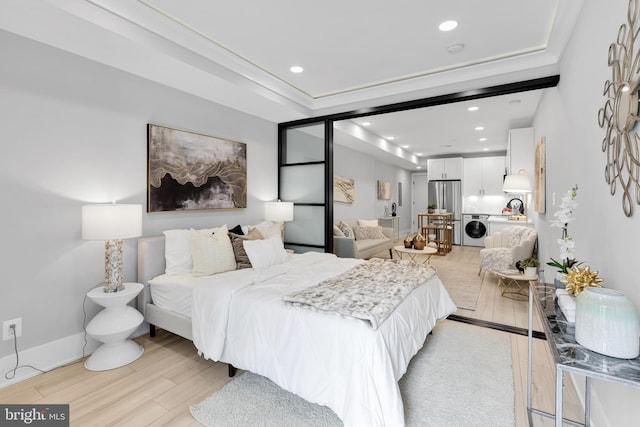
[264, 200, 294, 241]
[82, 204, 142, 292]
[502, 169, 532, 224]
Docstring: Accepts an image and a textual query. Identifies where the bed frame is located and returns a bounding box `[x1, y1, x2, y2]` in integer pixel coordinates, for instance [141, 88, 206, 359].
[137, 236, 194, 339]
[137, 236, 239, 376]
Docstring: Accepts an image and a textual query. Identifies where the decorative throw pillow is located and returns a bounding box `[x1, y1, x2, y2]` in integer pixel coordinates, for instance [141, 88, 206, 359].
[358, 219, 379, 227]
[338, 221, 354, 238]
[228, 228, 263, 269]
[243, 234, 288, 269]
[228, 224, 244, 235]
[509, 226, 529, 247]
[333, 225, 345, 237]
[164, 227, 220, 275]
[190, 224, 236, 276]
[353, 226, 387, 240]
[252, 221, 282, 240]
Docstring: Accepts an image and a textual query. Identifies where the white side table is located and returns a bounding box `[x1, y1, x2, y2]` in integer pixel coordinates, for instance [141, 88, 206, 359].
[85, 282, 144, 371]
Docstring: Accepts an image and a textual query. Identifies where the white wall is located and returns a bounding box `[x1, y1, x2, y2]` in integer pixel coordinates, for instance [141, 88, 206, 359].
[0, 30, 277, 383]
[534, 1, 640, 424]
[334, 145, 412, 235]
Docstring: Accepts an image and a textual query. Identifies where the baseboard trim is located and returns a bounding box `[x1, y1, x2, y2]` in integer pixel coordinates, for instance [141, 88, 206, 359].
[0, 323, 148, 390]
[0, 332, 98, 389]
[448, 314, 546, 340]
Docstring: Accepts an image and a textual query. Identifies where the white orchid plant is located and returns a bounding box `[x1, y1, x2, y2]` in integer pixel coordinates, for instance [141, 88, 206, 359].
[547, 185, 581, 273]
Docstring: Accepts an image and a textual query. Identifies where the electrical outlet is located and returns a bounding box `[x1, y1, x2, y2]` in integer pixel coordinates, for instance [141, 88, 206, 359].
[2, 318, 22, 341]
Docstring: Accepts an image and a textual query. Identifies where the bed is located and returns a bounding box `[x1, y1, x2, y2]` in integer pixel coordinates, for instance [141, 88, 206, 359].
[137, 234, 456, 426]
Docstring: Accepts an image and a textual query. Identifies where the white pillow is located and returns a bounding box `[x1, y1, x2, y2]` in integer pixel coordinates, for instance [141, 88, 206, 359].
[163, 227, 220, 275]
[358, 219, 379, 227]
[189, 225, 236, 276]
[163, 229, 193, 275]
[252, 221, 282, 239]
[243, 234, 288, 269]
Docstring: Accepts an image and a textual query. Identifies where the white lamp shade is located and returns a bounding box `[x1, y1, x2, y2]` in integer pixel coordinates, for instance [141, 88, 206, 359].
[264, 201, 294, 222]
[502, 173, 531, 193]
[82, 204, 142, 240]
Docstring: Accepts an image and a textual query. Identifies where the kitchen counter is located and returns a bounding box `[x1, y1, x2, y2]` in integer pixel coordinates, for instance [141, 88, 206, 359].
[487, 215, 535, 235]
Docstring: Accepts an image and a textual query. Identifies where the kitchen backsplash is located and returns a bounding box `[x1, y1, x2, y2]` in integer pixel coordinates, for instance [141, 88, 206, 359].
[463, 195, 510, 214]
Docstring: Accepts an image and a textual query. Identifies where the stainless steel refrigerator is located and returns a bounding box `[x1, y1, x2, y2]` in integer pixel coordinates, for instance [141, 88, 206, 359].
[427, 180, 462, 245]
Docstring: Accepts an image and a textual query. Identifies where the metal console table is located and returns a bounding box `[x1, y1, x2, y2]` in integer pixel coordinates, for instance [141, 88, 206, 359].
[527, 282, 640, 426]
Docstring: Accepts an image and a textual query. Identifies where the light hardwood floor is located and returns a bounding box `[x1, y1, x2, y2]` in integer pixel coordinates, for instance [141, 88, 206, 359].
[0, 245, 583, 426]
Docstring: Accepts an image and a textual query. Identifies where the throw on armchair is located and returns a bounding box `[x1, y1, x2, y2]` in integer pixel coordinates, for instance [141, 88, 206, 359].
[479, 226, 537, 275]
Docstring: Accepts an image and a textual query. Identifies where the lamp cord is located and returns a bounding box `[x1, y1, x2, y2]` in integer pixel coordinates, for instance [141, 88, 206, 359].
[3, 329, 45, 380]
[4, 282, 102, 381]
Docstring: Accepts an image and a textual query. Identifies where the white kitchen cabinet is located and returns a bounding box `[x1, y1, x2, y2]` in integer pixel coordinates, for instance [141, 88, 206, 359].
[487, 216, 535, 235]
[507, 127, 534, 176]
[463, 156, 506, 196]
[427, 157, 463, 180]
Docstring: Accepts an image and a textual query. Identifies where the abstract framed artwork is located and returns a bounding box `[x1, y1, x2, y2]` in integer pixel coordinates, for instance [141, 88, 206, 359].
[377, 180, 391, 200]
[334, 175, 355, 204]
[147, 124, 247, 212]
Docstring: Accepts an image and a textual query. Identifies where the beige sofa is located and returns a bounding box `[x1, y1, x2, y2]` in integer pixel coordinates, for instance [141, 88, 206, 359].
[333, 219, 394, 259]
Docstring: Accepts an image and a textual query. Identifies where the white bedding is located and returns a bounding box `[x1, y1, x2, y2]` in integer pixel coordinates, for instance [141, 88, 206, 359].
[190, 252, 457, 427]
[148, 273, 196, 318]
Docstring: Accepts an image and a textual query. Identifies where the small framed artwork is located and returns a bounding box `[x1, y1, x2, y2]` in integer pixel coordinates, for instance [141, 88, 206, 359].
[147, 124, 247, 212]
[534, 137, 546, 213]
[334, 175, 355, 204]
[377, 180, 391, 200]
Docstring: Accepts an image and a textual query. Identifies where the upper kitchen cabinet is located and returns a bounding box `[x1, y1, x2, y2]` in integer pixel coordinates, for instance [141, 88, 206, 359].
[507, 128, 534, 176]
[427, 157, 463, 181]
[463, 156, 506, 196]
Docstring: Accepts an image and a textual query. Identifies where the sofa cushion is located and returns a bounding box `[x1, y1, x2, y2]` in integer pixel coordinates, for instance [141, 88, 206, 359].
[333, 225, 345, 237]
[338, 221, 355, 238]
[354, 225, 386, 240]
[355, 238, 390, 252]
[357, 219, 379, 227]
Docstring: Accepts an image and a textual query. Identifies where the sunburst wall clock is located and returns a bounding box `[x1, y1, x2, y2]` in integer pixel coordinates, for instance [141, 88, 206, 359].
[598, 0, 640, 217]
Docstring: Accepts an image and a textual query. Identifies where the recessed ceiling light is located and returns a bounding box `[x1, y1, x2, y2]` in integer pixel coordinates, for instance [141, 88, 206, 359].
[447, 43, 464, 54]
[386, 136, 395, 140]
[475, 126, 484, 131]
[440, 144, 452, 148]
[479, 137, 487, 142]
[468, 106, 479, 112]
[439, 20, 458, 31]
[509, 99, 522, 105]
[416, 166, 422, 169]
[361, 122, 371, 126]
[401, 145, 409, 148]
[483, 148, 489, 151]
[415, 152, 424, 156]
[290, 66, 304, 73]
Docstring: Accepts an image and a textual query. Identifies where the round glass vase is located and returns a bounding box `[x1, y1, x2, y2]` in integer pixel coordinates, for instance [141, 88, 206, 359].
[575, 288, 640, 359]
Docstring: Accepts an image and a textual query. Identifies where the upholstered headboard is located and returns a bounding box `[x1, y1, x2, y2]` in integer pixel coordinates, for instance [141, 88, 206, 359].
[137, 236, 165, 316]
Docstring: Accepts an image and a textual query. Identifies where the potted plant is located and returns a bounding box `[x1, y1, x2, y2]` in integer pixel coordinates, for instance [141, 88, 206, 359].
[427, 204, 436, 214]
[413, 232, 425, 250]
[519, 257, 540, 278]
[403, 233, 414, 249]
[547, 258, 582, 287]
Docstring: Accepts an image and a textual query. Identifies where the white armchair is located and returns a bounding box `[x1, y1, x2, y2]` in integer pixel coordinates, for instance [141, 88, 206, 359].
[479, 226, 537, 275]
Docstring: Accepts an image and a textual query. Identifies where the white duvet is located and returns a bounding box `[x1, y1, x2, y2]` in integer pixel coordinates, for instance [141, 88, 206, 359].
[191, 252, 457, 427]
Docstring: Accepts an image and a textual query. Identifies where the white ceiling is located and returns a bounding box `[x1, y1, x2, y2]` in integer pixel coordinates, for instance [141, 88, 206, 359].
[0, 0, 583, 168]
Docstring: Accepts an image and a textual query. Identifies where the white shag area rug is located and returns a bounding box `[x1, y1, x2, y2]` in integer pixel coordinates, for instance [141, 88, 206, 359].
[190, 320, 515, 426]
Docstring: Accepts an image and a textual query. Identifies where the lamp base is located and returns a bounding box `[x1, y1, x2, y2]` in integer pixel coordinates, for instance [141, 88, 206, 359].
[104, 239, 124, 292]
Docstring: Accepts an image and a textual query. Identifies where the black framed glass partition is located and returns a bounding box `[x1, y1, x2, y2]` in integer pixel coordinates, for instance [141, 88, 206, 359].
[278, 75, 560, 254]
[278, 121, 333, 253]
